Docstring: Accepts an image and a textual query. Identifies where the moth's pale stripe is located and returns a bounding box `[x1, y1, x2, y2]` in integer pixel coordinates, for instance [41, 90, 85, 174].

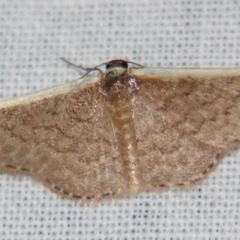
[132, 67, 240, 78]
[0, 76, 99, 108]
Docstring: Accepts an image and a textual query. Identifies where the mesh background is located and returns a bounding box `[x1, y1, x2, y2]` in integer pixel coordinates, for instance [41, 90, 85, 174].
[0, 0, 240, 239]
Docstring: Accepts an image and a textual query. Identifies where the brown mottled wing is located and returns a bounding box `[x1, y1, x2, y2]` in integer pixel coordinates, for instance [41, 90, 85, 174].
[133, 69, 240, 190]
[0, 80, 128, 201]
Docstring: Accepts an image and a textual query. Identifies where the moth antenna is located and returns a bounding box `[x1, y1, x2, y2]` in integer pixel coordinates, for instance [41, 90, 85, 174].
[61, 57, 103, 78]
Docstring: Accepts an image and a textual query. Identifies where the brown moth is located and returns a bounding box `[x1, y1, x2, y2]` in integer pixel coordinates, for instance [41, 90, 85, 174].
[0, 59, 240, 202]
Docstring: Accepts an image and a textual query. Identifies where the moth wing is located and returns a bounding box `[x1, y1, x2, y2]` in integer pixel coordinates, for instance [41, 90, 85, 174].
[132, 68, 240, 190]
[0, 77, 128, 201]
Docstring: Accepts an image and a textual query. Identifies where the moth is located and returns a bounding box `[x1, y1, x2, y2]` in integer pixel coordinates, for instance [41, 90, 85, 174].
[0, 59, 240, 202]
